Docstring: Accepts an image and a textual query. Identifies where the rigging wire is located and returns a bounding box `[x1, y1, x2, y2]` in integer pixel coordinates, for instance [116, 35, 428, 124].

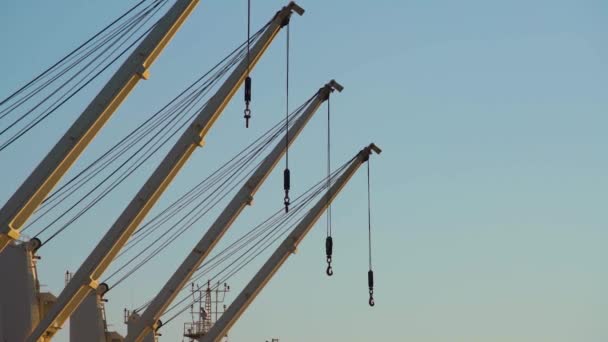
[118, 94, 312, 250]
[36, 27, 265, 208]
[26, 84, 201, 234]
[108, 139, 273, 285]
[0, 4, 144, 122]
[367, 160, 375, 307]
[243, 0, 252, 127]
[24, 25, 271, 243]
[164, 179, 349, 325]
[32, 64, 221, 239]
[0, 0, 169, 152]
[33, 24, 268, 213]
[0, 0, 165, 120]
[325, 94, 333, 276]
[0, 0, 148, 108]
[131, 155, 354, 316]
[105, 96, 315, 286]
[160, 163, 351, 324]
[159, 157, 355, 319]
[36, 81, 199, 245]
[28, 21, 268, 219]
[0, 6, 150, 137]
[282, 22, 291, 213]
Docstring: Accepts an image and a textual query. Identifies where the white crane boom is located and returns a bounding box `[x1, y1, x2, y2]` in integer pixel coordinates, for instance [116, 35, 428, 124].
[0, 0, 200, 253]
[200, 143, 382, 342]
[125, 80, 343, 342]
[26, 3, 304, 341]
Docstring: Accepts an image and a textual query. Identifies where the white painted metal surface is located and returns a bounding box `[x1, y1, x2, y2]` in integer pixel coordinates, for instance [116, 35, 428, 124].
[0, 241, 41, 342]
[69, 290, 107, 342]
[127, 313, 157, 342]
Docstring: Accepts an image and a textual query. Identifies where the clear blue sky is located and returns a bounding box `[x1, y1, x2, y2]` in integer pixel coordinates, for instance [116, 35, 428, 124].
[1, 0, 607, 341]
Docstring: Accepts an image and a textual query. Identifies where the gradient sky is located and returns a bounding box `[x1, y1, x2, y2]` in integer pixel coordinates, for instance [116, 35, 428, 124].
[0, 0, 607, 341]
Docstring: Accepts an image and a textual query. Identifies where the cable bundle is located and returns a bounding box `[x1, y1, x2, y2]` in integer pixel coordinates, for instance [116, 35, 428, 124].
[0, 0, 172, 152]
[21, 22, 271, 247]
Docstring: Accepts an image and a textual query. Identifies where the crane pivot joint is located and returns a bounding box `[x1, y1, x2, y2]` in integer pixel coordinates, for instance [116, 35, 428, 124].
[369, 143, 382, 154]
[275, 2, 304, 27]
[28, 237, 42, 252]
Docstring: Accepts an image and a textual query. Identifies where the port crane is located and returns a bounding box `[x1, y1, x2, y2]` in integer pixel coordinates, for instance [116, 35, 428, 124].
[0, 0, 200, 253]
[199, 143, 382, 342]
[124, 80, 342, 342]
[26, 3, 304, 341]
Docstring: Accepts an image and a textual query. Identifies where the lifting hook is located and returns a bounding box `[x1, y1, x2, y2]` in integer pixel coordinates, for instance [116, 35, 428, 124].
[326, 262, 333, 276]
[368, 270, 375, 307]
[244, 108, 251, 128]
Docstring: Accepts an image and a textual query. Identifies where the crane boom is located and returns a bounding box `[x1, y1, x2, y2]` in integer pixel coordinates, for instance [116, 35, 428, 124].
[125, 80, 343, 342]
[26, 3, 304, 341]
[200, 143, 382, 342]
[0, 0, 200, 253]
